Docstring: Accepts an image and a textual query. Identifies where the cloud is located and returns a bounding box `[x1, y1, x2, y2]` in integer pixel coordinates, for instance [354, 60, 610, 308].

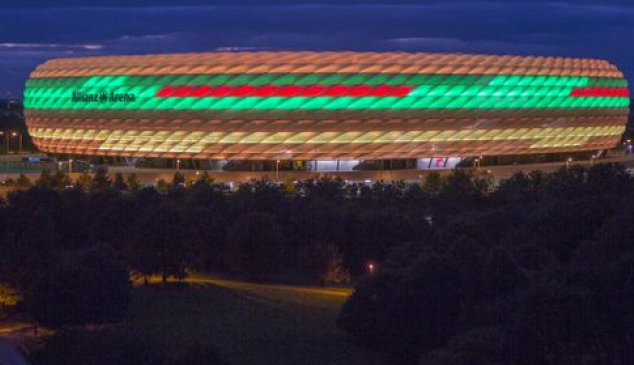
[0, 43, 104, 51]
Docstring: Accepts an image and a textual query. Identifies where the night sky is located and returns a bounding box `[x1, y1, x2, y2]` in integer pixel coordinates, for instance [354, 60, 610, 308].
[1, 0, 633, 97]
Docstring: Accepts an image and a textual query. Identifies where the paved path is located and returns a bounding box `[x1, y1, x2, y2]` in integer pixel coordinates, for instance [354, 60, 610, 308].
[0, 338, 29, 365]
[187, 276, 353, 298]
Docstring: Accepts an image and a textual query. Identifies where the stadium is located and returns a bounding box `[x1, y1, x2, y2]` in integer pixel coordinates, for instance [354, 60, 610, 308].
[23, 52, 630, 171]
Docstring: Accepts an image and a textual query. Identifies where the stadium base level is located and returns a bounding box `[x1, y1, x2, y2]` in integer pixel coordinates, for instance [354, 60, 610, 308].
[49, 150, 605, 174]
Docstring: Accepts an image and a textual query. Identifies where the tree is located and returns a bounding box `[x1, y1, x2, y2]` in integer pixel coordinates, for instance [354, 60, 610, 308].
[283, 173, 296, 194]
[91, 167, 112, 190]
[338, 252, 466, 362]
[16, 173, 32, 188]
[88, 189, 134, 250]
[50, 171, 71, 189]
[516, 284, 618, 365]
[441, 169, 483, 200]
[224, 212, 283, 279]
[27, 246, 131, 328]
[12, 209, 58, 291]
[75, 171, 92, 190]
[127, 173, 142, 192]
[303, 176, 345, 199]
[113, 172, 127, 190]
[578, 202, 634, 263]
[35, 170, 54, 188]
[57, 187, 91, 250]
[134, 186, 162, 213]
[342, 210, 428, 274]
[236, 179, 284, 213]
[131, 203, 193, 283]
[192, 170, 212, 190]
[496, 171, 543, 203]
[172, 171, 185, 190]
[423, 172, 443, 193]
[156, 178, 169, 193]
[298, 241, 349, 286]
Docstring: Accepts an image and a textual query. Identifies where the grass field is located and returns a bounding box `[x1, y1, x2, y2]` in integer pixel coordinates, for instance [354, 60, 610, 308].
[129, 275, 387, 365]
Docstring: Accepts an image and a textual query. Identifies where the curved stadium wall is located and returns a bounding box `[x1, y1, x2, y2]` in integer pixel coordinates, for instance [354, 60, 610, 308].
[23, 52, 630, 160]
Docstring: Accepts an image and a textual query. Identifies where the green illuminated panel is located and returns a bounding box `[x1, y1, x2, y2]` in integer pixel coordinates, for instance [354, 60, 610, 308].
[24, 73, 630, 111]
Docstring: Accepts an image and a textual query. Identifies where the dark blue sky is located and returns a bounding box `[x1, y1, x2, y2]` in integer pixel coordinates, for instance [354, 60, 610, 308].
[1, 0, 633, 97]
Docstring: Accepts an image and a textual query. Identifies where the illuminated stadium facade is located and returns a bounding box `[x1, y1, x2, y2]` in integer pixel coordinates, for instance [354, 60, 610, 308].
[23, 52, 630, 170]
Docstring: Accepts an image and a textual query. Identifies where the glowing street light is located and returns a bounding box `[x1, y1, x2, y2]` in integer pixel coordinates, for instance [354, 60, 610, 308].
[10, 131, 22, 153]
[176, 159, 181, 171]
[472, 156, 483, 170]
[565, 157, 573, 171]
[367, 262, 375, 274]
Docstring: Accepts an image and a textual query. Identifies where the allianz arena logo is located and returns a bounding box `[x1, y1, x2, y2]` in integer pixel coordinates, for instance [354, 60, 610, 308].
[71, 90, 136, 103]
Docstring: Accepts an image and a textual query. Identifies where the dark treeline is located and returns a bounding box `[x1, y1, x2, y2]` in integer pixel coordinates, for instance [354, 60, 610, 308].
[1, 164, 634, 364]
[339, 163, 634, 365]
[0, 168, 447, 287]
[0, 167, 448, 326]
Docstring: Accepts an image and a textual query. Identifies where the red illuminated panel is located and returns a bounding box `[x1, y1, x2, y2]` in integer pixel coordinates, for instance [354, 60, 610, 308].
[570, 87, 630, 98]
[155, 85, 416, 98]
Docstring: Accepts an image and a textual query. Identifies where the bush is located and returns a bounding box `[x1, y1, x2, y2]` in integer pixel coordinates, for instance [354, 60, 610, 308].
[31, 329, 167, 365]
[419, 328, 508, 365]
[27, 246, 131, 328]
[338, 252, 465, 362]
[515, 284, 621, 365]
[31, 329, 227, 365]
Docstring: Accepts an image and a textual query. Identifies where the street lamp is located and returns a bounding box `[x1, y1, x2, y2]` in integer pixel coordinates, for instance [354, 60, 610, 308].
[473, 156, 482, 170]
[69, 158, 73, 174]
[276, 160, 280, 182]
[176, 159, 181, 171]
[590, 155, 596, 166]
[10, 132, 22, 153]
[565, 157, 573, 171]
